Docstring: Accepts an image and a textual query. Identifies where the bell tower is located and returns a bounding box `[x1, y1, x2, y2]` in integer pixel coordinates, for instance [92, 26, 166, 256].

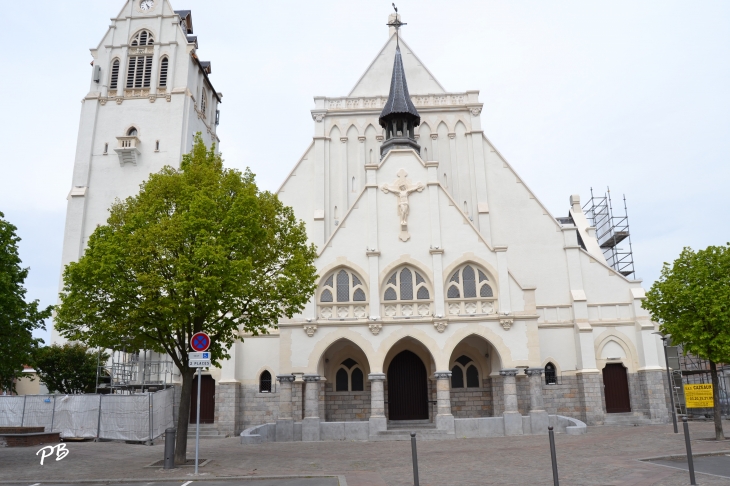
[378, 14, 421, 158]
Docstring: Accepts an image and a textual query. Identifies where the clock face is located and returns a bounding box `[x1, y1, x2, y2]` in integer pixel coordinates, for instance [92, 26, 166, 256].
[139, 0, 154, 11]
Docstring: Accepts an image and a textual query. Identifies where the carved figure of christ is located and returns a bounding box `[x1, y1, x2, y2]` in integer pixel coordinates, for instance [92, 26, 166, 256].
[381, 169, 424, 241]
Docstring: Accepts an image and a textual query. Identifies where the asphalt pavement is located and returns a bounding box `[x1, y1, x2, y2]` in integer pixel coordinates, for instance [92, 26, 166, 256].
[646, 454, 730, 478]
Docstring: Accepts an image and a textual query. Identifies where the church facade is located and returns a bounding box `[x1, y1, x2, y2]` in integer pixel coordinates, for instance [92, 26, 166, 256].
[56, 0, 669, 441]
[220, 16, 670, 440]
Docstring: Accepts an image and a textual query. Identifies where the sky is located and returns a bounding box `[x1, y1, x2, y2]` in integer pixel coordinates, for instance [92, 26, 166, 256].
[0, 1, 728, 345]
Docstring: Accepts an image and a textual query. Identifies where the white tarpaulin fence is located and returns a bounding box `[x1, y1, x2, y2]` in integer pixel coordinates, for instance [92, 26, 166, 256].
[0, 388, 175, 441]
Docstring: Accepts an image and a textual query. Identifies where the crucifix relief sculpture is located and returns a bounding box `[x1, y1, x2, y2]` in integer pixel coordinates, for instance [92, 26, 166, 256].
[381, 169, 424, 242]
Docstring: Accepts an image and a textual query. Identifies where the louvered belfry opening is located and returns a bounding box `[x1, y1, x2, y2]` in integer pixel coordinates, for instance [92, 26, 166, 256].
[109, 59, 120, 90]
[126, 30, 155, 89]
[387, 350, 429, 420]
[159, 57, 168, 87]
[378, 45, 421, 158]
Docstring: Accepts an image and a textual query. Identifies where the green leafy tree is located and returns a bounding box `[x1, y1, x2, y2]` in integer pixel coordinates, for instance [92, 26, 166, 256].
[55, 135, 317, 463]
[34, 343, 108, 394]
[643, 244, 730, 440]
[0, 211, 52, 394]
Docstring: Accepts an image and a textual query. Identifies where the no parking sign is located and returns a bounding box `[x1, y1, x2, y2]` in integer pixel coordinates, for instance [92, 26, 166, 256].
[190, 332, 210, 352]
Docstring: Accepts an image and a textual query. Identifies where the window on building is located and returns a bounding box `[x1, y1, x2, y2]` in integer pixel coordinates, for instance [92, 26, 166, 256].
[545, 362, 557, 385]
[159, 57, 169, 87]
[317, 268, 367, 319]
[445, 264, 496, 316]
[126, 30, 154, 89]
[259, 370, 272, 393]
[201, 89, 207, 116]
[127, 127, 138, 137]
[155, 140, 160, 151]
[335, 359, 364, 392]
[103, 143, 108, 154]
[109, 59, 120, 90]
[382, 266, 432, 318]
[450, 355, 480, 389]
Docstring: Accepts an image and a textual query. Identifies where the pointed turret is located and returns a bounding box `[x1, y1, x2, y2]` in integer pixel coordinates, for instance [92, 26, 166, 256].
[378, 45, 421, 158]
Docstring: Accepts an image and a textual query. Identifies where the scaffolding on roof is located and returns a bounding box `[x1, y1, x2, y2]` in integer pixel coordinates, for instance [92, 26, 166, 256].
[582, 187, 636, 278]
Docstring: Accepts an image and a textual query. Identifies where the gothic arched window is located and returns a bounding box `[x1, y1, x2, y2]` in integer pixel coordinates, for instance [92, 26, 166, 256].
[127, 127, 138, 137]
[318, 268, 367, 319]
[334, 359, 364, 392]
[450, 355, 480, 389]
[545, 362, 557, 385]
[259, 370, 272, 393]
[158, 57, 169, 88]
[126, 30, 154, 89]
[109, 59, 120, 90]
[382, 266, 432, 318]
[446, 264, 497, 316]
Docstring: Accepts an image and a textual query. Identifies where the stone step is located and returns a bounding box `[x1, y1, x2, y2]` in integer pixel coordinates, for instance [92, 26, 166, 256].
[186, 434, 228, 440]
[603, 412, 653, 426]
[373, 428, 455, 441]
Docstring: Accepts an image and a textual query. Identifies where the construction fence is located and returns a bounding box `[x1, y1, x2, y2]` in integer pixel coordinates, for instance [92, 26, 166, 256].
[0, 387, 175, 442]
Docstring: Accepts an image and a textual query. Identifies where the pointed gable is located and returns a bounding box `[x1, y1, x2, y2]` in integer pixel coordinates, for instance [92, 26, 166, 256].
[349, 35, 445, 97]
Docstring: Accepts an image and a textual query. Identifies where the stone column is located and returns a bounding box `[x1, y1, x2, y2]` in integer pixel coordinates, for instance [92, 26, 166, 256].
[368, 373, 387, 436]
[302, 374, 321, 441]
[275, 374, 295, 442]
[525, 368, 549, 434]
[577, 371, 605, 425]
[434, 371, 455, 433]
[500, 369, 523, 436]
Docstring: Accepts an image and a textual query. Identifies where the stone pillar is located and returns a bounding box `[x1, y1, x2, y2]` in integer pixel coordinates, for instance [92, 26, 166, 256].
[434, 371, 455, 433]
[638, 370, 669, 423]
[215, 382, 241, 436]
[302, 374, 321, 441]
[577, 371, 605, 425]
[525, 368, 548, 435]
[368, 373, 387, 436]
[500, 369, 523, 436]
[275, 375, 295, 442]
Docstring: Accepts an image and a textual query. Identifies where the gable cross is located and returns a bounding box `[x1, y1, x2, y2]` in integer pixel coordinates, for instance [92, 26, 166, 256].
[381, 168, 424, 242]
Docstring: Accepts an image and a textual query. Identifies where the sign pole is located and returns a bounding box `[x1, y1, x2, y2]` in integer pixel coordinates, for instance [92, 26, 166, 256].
[195, 366, 201, 475]
[662, 337, 678, 433]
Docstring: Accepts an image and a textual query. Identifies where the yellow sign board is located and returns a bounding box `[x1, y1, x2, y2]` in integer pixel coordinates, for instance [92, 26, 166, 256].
[684, 384, 714, 408]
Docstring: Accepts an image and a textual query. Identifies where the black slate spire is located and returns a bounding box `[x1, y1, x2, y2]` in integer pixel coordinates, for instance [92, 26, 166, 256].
[378, 45, 421, 157]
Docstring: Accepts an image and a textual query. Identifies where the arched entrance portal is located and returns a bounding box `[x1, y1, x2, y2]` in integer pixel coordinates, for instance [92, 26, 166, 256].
[387, 350, 429, 420]
[603, 363, 631, 413]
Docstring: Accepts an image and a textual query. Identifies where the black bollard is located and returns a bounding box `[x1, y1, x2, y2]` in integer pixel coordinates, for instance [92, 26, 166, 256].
[548, 426, 559, 486]
[163, 427, 176, 470]
[682, 417, 697, 485]
[410, 432, 420, 486]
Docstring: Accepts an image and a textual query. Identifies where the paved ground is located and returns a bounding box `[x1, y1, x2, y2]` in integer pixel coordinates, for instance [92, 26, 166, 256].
[646, 455, 730, 479]
[1, 422, 729, 485]
[3, 482, 338, 486]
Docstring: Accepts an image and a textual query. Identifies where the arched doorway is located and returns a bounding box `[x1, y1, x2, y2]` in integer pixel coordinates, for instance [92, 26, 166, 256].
[387, 350, 429, 420]
[603, 363, 631, 413]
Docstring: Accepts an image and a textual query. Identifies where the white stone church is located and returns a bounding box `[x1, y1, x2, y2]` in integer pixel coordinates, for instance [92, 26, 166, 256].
[55, 0, 669, 442]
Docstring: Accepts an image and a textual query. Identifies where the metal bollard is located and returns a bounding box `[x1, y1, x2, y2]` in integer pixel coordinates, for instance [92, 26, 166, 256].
[682, 417, 697, 485]
[163, 427, 176, 470]
[548, 426, 559, 486]
[410, 432, 420, 486]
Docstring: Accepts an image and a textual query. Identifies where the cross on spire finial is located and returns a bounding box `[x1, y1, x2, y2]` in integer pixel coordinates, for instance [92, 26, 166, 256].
[387, 3, 407, 46]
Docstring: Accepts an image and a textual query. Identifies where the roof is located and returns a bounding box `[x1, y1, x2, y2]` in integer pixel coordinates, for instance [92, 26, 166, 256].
[379, 45, 420, 127]
[174, 10, 193, 34]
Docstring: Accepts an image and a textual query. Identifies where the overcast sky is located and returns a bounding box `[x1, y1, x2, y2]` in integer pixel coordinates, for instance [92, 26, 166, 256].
[1, 1, 728, 344]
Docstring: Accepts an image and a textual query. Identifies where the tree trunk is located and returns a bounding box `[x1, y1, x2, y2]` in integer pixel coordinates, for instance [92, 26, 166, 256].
[174, 368, 195, 465]
[709, 360, 725, 441]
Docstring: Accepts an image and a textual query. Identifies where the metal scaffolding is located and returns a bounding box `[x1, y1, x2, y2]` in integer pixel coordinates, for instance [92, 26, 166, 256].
[667, 345, 729, 418]
[96, 347, 174, 395]
[582, 187, 636, 278]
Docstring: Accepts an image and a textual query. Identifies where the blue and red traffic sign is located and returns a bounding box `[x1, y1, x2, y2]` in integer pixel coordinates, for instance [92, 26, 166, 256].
[190, 332, 211, 352]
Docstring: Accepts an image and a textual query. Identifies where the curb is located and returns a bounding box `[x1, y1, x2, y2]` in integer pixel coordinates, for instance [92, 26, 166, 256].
[0, 475, 347, 485]
[639, 449, 730, 462]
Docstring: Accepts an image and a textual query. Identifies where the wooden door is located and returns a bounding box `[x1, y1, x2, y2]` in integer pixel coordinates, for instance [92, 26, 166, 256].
[190, 374, 216, 423]
[387, 350, 429, 420]
[603, 363, 631, 413]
